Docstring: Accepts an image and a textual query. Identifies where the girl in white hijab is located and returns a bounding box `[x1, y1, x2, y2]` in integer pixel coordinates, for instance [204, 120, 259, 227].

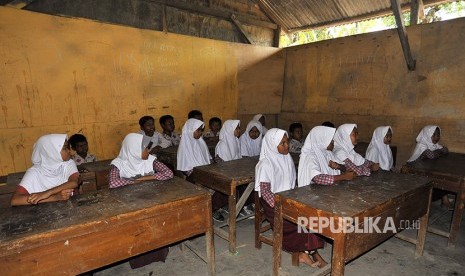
[240, 120, 263, 157]
[366, 126, 394, 171]
[215, 120, 241, 162]
[407, 125, 448, 162]
[109, 133, 173, 188]
[255, 128, 327, 268]
[10, 134, 79, 206]
[333, 124, 378, 176]
[298, 126, 354, 187]
[253, 114, 268, 135]
[177, 118, 211, 175]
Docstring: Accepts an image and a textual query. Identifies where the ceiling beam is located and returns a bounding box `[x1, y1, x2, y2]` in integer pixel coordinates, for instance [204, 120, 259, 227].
[391, 0, 416, 71]
[410, 0, 425, 25]
[230, 14, 254, 44]
[257, 0, 289, 32]
[6, 0, 37, 9]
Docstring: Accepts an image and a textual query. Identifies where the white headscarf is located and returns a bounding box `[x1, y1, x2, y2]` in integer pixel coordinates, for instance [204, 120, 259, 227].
[333, 123, 366, 166]
[215, 120, 241, 161]
[20, 134, 78, 193]
[407, 125, 443, 162]
[177, 118, 211, 171]
[366, 126, 393, 170]
[255, 128, 296, 197]
[253, 114, 268, 135]
[240, 120, 263, 157]
[298, 126, 340, 187]
[111, 133, 156, 178]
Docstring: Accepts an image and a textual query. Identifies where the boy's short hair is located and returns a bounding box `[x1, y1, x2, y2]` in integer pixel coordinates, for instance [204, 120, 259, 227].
[159, 115, 174, 125]
[188, 110, 202, 119]
[289, 122, 303, 133]
[139, 116, 155, 127]
[322, 121, 335, 128]
[69, 134, 87, 149]
[209, 117, 222, 127]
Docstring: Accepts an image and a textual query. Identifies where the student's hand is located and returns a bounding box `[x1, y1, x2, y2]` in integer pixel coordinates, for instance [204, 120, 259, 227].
[56, 189, 74, 201]
[328, 160, 340, 170]
[27, 191, 52, 204]
[371, 163, 380, 172]
[343, 171, 355, 181]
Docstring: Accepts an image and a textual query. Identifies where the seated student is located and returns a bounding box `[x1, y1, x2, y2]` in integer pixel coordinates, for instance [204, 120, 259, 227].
[407, 125, 450, 208]
[177, 118, 227, 222]
[214, 120, 241, 162]
[10, 134, 78, 206]
[289, 122, 304, 154]
[69, 133, 97, 166]
[139, 115, 161, 155]
[366, 126, 394, 171]
[333, 124, 379, 176]
[204, 117, 222, 142]
[158, 115, 181, 148]
[253, 114, 268, 135]
[108, 133, 173, 268]
[298, 126, 355, 186]
[109, 133, 173, 189]
[322, 121, 335, 128]
[256, 128, 327, 268]
[188, 109, 204, 121]
[240, 120, 263, 157]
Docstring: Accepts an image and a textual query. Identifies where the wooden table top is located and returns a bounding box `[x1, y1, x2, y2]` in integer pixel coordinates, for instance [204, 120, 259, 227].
[276, 171, 431, 218]
[194, 157, 259, 184]
[403, 152, 465, 178]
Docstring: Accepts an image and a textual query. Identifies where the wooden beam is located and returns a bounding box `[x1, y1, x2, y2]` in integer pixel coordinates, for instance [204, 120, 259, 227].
[391, 0, 416, 71]
[162, 4, 167, 33]
[147, 0, 277, 30]
[273, 25, 282, 48]
[410, 0, 425, 25]
[257, 0, 290, 32]
[6, 0, 37, 9]
[231, 14, 254, 44]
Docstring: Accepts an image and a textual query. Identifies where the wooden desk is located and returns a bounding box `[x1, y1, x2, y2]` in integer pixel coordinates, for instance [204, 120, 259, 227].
[0, 178, 215, 276]
[273, 171, 432, 276]
[401, 152, 465, 247]
[193, 157, 258, 253]
[78, 159, 112, 191]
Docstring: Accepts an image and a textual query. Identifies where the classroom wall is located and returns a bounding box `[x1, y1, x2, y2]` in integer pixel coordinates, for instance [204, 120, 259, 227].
[280, 17, 465, 167]
[0, 7, 283, 175]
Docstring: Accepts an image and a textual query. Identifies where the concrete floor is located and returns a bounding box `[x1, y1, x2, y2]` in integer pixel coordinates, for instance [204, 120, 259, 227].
[93, 200, 465, 276]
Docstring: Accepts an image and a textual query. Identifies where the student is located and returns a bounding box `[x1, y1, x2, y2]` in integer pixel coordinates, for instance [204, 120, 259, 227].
[298, 126, 355, 186]
[177, 118, 227, 222]
[10, 134, 78, 206]
[204, 117, 222, 142]
[240, 120, 263, 157]
[333, 124, 379, 176]
[365, 126, 394, 171]
[407, 125, 450, 208]
[214, 120, 241, 162]
[253, 114, 268, 135]
[158, 115, 181, 148]
[139, 115, 161, 155]
[322, 121, 335, 128]
[288, 122, 304, 154]
[255, 128, 327, 268]
[69, 133, 97, 166]
[188, 109, 203, 121]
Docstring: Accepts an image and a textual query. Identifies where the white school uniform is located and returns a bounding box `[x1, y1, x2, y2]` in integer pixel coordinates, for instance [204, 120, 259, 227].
[215, 120, 241, 161]
[177, 118, 211, 171]
[366, 126, 393, 170]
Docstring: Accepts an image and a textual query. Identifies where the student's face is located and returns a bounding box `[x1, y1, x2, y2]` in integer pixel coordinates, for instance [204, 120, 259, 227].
[384, 129, 392, 145]
[292, 127, 303, 141]
[141, 147, 150, 160]
[249, 126, 260, 140]
[74, 141, 88, 157]
[162, 119, 175, 133]
[431, 127, 441, 144]
[259, 117, 266, 127]
[350, 127, 359, 146]
[327, 140, 334, 151]
[61, 140, 71, 161]
[141, 120, 155, 137]
[210, 121, 221, 133]
[277, 134, 289, 155]
[193, 126, 204, 139]
[234, 125, 240, 137]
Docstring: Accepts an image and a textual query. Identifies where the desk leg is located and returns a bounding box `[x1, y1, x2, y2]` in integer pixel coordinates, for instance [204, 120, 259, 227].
[206, 199, 216, 276]
[449, 184, 465, 247]
[416, 188, 432, 256]
[235, 182, 254, 216]
[228, 192, 237, 254]
[332, 233, 346, 276]
[273, 196, 283, 276]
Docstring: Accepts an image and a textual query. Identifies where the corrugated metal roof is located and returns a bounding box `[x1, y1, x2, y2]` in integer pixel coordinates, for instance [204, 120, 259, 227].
[259, 0, 450, 31]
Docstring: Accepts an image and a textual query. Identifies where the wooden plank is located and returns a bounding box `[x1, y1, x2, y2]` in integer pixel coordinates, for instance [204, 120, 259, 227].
[410, 0, 425, 25]
[257, 0, 289, 31]
[5, 0, 36, 9]
[231, 14, 254, 44]
[391, 0, 416, 70]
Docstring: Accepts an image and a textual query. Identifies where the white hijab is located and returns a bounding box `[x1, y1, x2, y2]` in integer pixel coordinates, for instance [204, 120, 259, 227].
[366, 126, 393, 170]
[20, 134, 78, 193]
[177, 118, 211, 171]
[253, 114, 268, 135]
[407, 125, 443, 162]
[240, 120, 263, 157]
[215, 120, 241, 161]
[255, 128, 296, 197]
[111, 133, 156, 178]
[333, 123, 366, 166]
[298, 126, 340, 187]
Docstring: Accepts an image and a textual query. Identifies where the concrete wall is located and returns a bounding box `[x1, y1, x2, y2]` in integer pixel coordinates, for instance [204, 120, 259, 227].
[280, 18, 465, 167]
[0, 7, 283, 175]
